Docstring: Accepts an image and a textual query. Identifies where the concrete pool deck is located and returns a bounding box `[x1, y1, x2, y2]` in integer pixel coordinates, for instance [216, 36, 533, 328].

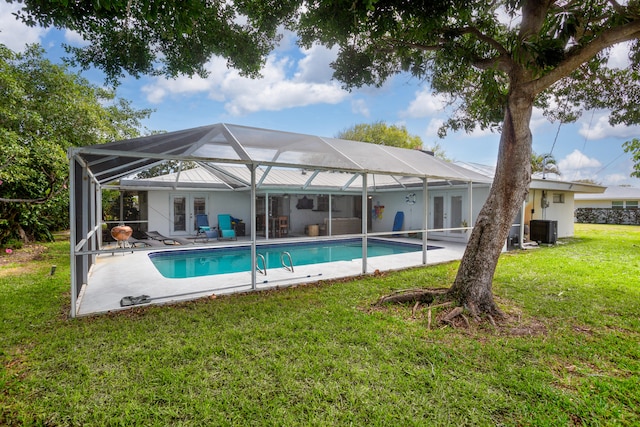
[76, 237, 468, 316]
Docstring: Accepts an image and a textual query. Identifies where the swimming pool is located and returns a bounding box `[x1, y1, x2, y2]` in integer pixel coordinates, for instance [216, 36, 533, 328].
[148, 238, 430, 279]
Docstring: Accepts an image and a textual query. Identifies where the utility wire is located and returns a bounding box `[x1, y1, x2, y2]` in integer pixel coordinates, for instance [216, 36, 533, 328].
[594, 152, 626, 176]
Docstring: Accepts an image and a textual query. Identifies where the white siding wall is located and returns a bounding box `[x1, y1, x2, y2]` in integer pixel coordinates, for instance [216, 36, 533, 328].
[370, 191, 423, 233]
[369, 185, 491, 237]
[146, 186, 577, 239]
[147, 191, 252, 237]
[147, 191, 170, 235]
[574, 200, 613, 209]
[526, 189, 575, 238]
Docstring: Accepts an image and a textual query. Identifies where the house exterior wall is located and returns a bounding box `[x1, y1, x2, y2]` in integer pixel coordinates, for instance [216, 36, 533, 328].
[370, 191, 424, 234]
[574, 199, 616, 209]
[147, 191, 170, 235]
[525, 189, 575, 238]
[148, 191, 251, 237]
[369, 185, 491, 242]
[144, 185, 576, 240]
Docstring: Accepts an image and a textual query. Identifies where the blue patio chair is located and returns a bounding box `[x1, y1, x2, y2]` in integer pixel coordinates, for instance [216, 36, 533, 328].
[217, 214, 237, 240]
[195, 214, 215, 241]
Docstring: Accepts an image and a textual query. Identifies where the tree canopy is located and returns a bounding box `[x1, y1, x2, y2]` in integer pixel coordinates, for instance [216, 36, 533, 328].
[8, 0, 296, 85]
[0, 44, 152, 244]
[337, 121, 450, 159]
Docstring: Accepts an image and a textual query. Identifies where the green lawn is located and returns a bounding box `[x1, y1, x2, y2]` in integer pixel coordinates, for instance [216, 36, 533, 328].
[1, 224, 639, 426]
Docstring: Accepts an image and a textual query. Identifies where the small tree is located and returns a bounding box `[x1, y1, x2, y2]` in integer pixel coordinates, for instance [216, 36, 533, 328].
[531, 152, 561, 177]
[336, 121, 423, 149]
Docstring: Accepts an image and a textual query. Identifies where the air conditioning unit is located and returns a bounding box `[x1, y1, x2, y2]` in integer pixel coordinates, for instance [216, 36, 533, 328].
[530, 220, 557, 244]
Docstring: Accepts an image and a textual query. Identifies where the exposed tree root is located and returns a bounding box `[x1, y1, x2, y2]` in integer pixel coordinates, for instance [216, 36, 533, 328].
[375, 287, 509, 329]
[460, 314, 470, 328]
[411, 301, 421, 318]
[375, 287, 449, 305]
[487, 313, 496, 328]
[442, 306, 464, 323]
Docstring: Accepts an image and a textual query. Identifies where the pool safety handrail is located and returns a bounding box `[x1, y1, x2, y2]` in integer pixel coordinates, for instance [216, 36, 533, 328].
[281, 251, 294, 272]
[256, 253, 267, 275]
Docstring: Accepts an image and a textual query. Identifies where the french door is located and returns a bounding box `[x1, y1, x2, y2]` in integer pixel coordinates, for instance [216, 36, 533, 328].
[170, 194, 207, 235]
[430, 191, 467, 240]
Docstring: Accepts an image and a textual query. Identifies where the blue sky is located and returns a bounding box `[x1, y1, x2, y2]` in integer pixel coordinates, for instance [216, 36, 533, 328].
[2, 2, 639, 187]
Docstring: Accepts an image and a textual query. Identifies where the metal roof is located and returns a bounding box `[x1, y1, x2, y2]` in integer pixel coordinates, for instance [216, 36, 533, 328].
[455, 161, 606, 194]
[120, 164, 450, 192]
[575, 185, 640, 200]
[71, 123, 492, 187]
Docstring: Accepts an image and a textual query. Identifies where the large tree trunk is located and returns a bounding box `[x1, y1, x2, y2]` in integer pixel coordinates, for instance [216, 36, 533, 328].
[449, 86, 534, 319]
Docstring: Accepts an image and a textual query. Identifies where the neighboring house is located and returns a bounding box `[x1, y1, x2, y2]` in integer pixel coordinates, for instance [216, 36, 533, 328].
[575, 186, 640, 209]
[574, 186, 640, 224]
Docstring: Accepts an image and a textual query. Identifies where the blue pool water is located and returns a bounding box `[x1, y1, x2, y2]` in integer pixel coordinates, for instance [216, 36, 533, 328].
[148, 239, 430, 279]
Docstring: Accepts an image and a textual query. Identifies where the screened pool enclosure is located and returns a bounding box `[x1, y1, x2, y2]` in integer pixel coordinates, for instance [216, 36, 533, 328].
[68, 123, 490, 317]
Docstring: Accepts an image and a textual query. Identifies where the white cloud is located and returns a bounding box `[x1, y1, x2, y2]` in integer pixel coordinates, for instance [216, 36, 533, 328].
[0, 3, 48, 51]
[559, 149, 602, 170]
[142, 72, 215, 103]
[579, 114, 640, 140]
[226, 80, 345, 115]
[603, 173, 628, 185]
[401, 88, 446, 118]
[530, 106, 553, 132]
[274, 27, 297, 54]
[294, 43, 339, 83]
[142, 48, 348, 116]
[557, 149, 603, 181]
[351, 99, 370, 117]
[424, 118, 444, 139]
[64, 29, 89, 46]
[607, 41, 631, 69]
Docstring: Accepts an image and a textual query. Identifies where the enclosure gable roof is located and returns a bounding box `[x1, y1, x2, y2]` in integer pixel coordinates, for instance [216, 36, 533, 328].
[70, 123, 491, 185]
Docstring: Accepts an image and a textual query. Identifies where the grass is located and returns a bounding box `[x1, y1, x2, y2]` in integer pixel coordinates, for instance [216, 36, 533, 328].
[1, 224, 639, 426]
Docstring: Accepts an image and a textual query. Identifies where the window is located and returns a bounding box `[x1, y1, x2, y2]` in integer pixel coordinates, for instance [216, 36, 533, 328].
[552, 193, 565, 203]
[626, 201, 638, 209]
[612, 201, 624, 210]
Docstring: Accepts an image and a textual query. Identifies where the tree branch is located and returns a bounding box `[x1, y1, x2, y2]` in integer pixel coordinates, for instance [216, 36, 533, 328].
[0, 176, 68, 205]
[608, 0, 626, 14]
[532, 18, 640, 93]
[458, 26, 511, 59]
[387, 24, 514, 73]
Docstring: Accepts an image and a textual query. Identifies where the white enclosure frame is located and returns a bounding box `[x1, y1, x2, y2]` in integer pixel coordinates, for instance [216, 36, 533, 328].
[68, 123, 491, 317]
